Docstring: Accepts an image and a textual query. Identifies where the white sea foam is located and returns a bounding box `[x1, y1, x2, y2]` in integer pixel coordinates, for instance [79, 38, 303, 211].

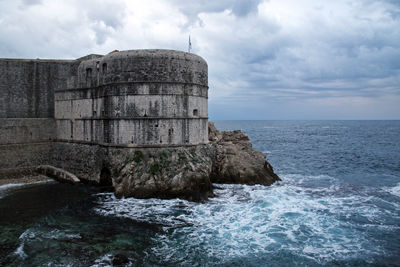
[0, 183, 27, 190]
[19, 228, 81, 242]
[13, 243, 27, 260]
[386, 183, 400, 197]
[0, 180, 54, 192]
[92, 254, 113, 267]
[92, 175, 391, 264]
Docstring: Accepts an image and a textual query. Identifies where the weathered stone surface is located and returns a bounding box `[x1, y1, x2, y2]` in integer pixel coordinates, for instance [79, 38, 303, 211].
[49, 142, 107, 183]
[36, 165, 80, 184]
[109, 123, 279, 201]
[0, 143, 53, 169]
[208, 122, 280, 185]
[0, 165, 80, 184]
[55, 49, 209, 147]
[110, 146, 214, 201]
[0, 58, 79, 118]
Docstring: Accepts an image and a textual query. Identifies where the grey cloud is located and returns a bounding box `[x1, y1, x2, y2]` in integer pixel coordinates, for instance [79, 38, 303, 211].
[20, 0, 42, 6]
[229, 0, 261, 16]
[79, 0, 127, 45]
[168, 0, 263, 26]
[0, 0, 399, 119]
[84, 0, 127, 29]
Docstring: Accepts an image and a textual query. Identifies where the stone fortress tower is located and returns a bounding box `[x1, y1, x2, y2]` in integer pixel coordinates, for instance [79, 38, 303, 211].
[0, 49, 211, 190]
[0, 49, 279, 200]
[55, 50, 209, 146]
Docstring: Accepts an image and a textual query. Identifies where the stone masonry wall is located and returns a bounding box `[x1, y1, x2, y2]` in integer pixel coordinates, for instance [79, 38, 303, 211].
[55, 50, 209, 146]
[0, 118, 55, 145]
[0, 59, 79, 118]
[0, 58, 78, 170]
[0, 50, 210, 184]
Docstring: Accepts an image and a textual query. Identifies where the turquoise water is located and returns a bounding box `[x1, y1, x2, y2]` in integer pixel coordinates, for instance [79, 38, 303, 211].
[0, 120, 399, 266]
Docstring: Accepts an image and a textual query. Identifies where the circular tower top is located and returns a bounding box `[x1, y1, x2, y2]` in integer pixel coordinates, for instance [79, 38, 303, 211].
[77, 49, 208, 88]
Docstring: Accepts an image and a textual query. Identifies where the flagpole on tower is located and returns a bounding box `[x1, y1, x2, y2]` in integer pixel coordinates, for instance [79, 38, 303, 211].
[188, 35, 192, 53]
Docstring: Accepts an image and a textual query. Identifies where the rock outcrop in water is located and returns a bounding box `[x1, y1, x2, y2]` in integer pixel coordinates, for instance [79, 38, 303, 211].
[112, 122, 280, 201]
[111, 146, 214, 201]
[208, 122, 280, 186]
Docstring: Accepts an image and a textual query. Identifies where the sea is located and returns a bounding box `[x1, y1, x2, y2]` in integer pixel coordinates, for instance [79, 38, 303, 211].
[0, 120, 399, 266]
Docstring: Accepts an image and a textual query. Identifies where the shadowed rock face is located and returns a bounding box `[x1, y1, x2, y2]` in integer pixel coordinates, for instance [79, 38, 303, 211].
[110, 146, 215, 201]
[208, 122, 280, 186]
[111, 122, 280, 201]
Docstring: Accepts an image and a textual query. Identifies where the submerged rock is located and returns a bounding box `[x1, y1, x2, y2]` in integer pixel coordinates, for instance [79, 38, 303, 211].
[208, 122, 280, 186]
[111, 122, 280, 201]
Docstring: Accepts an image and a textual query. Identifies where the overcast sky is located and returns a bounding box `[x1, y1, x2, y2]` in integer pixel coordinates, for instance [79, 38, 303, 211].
[1, 0, 399, 120]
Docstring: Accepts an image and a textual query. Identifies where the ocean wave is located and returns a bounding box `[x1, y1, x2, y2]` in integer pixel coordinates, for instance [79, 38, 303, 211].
[385, 183, 400, 198]
[13, 243, 27, 260]
[93, 181, 391, 265]
[0, 180, 54, 193]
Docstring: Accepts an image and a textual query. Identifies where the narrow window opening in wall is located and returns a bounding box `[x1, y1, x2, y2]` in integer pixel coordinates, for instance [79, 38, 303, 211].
[86, 68, 92, 86]
[96, 61, 100, 70]
[193, 109, 198, 116]
[86, 68, 92, 77]
[102, 63, 107, 73]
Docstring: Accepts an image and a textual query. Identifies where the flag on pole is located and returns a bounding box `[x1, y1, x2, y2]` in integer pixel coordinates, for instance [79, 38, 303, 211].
[188, 35, 192, 53]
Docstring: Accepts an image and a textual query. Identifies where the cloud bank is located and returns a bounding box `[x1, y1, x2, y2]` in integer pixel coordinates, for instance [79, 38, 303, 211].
[0, 0, 399, 119]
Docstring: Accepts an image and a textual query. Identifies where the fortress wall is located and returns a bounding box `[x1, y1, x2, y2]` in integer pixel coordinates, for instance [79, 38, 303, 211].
[55, 50, 209, 147]
[0, 118, 55, 145]
[0, 58, 78, 170]
[54, 84, 208, 119]
[76, 50, 207, 88]
[49, 142, 106, 182]
[0, 59, 79, 118]
[0, 143, 53, 169]
[55, 118, 208, 145]
[0, 118, 56, 169]
[0, 50, 209, 179]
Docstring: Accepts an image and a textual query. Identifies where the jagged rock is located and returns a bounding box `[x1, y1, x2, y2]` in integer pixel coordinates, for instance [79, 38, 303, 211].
[111, 122, 279, 201]
[208, 122, 280, 185]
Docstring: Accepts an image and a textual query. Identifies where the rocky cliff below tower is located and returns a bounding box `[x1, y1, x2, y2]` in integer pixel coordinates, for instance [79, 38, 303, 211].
[111, 122, 280, 201]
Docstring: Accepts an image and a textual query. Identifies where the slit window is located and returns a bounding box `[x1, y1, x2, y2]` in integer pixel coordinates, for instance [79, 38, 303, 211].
[193, 109, 198, 116]
[86, 68, 92, 77]
[102, 63, 107, 73]
[86, 68, 92, 86]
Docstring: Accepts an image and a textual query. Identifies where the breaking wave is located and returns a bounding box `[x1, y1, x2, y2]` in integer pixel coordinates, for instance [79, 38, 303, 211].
[93, 173, 397, 265]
